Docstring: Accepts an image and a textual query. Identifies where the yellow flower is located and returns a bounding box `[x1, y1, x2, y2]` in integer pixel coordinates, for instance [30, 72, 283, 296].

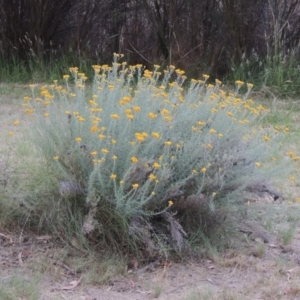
[77, 116, 85, 122]
[135, 132, 148, 142]
[207, 144, 213, 149]
[283, 127, 290, 134]
[152, 132, 161, 139]
[9, 131, 14, 136]
[122, 96, 131, 103]
[168, 200, 174, 207]
[91, 108, 102, 113]
[63, 75, 70, 80]
[209, 129, 217, 134]
[110, 174, 117, 179]
[126, 114, 134, 120]
[90, 125, 98, 133]
[112, 155, 118, 160]
[192, 169, 198, 174]
[164, 116, 173, 122]
[153, 162, 160, 169]
[25, 108, 34, 114]
[131, 156, 139, 163]
[164, 141, 172, 146]
[133, 106, 141, 112]
[13, 120, 19, 126]
[287, 151, 294, 158]
[215, 79, 222, 85]
[201, 167, 207, 173]
[75, 137, 82, 142]
[263, 135, 271, 142]
[120, 180, 124, 185]
[235, 80, 244, 86]
[293, 156, 300, 161]
[132, 183, 139, 189]
[149, 174, 157, 181]
[290, 176, 295, 182]
[44, 113, 49, 117]
[203, 74, 210, 80]
[255, 162, 261, 167]
[53, 156, 59, 160]
[161, 109, 170, 115]
[89, 100, 97, 106]
[101, 148, 109, 154]
[148, 112, 158, 119]
[91, 151, 98, 156]
[212, 192, 217, 197]
[247, 83, 254, 89]
[110, 114, 119, 119]
[111, 139, 117, 145]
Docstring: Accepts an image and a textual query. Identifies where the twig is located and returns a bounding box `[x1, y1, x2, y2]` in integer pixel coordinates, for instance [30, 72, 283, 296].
[126, 40, 154, 64]
[19, 212, 31, 244]
[136, 260, 160, 275]
[52, 260, 76, 275]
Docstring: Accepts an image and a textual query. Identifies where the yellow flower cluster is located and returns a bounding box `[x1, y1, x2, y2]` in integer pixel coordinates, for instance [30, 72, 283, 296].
[23, 57, 287, 208]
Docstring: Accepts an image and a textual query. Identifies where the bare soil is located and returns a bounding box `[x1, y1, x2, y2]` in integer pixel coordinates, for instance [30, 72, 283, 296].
[2, 203, 300, 300]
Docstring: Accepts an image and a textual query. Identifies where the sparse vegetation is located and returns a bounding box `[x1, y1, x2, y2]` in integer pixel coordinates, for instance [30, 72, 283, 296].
[280, 223, 297, 246]
[0, 274, 40, 300]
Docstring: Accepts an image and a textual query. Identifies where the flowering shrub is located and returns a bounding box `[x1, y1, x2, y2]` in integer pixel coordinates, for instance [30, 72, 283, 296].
[23, 54, 286, 256]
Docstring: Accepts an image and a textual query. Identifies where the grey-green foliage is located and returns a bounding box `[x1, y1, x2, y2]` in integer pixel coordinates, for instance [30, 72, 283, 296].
[24, 55, 288, 257]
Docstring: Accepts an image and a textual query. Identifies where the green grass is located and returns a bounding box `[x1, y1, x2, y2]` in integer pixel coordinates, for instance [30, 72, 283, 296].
[0, 54, 95, 84]
[0, 274, 40, 300]
[280, 223, 297, 246]
[226, 49, 300, 98]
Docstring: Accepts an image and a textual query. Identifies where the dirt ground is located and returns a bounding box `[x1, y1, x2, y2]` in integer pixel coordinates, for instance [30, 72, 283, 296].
[2, 203, 300, 300]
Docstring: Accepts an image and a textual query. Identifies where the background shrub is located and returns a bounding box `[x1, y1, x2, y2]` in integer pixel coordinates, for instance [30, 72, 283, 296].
[1, 0, 300, 98]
